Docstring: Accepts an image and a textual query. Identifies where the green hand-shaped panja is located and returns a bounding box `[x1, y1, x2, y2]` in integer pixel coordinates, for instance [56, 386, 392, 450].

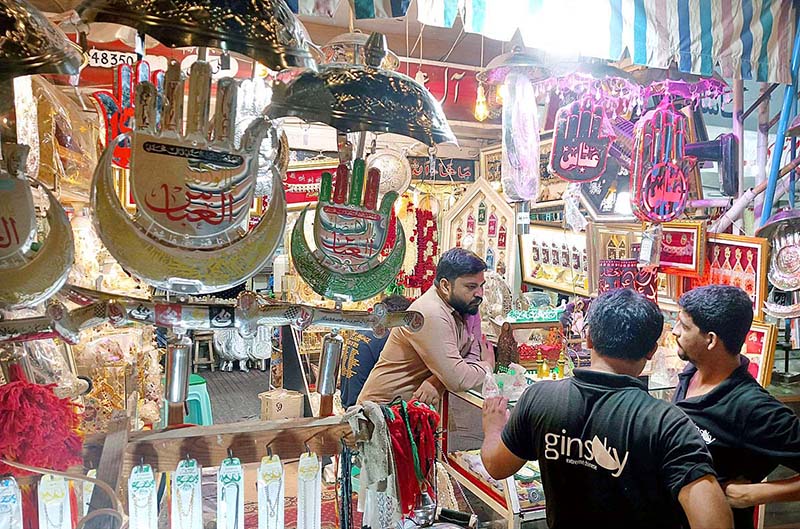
[128, 58, 281, 249]
[313, 160, 398, 274]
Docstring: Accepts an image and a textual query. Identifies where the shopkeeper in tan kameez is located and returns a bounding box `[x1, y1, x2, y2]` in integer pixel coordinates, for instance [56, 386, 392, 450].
[358, 248, 495, 407]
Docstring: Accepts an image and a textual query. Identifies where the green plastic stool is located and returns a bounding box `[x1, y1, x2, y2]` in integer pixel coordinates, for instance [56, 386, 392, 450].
[158, 375, 214, 426]
[186, 375, 213, 426]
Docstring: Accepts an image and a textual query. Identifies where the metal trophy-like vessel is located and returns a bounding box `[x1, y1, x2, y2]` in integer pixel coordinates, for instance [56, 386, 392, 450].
[90, 59, 288, 414]
[758, 210, 800, 320]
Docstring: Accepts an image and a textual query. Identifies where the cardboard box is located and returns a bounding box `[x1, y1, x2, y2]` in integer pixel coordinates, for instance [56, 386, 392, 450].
[258, 389, 304, 421]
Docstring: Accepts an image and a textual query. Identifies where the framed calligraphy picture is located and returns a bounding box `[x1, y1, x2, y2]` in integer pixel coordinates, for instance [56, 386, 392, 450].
[742, 321, 777, 387]
[283, 157, 338, 211]
[409, 157, 475, 184]
[587, 222, 678, 309]
[441, 178, 516, 285]
[519, 224, 589, 296]
[479, 144, 502, 184]
[659, 220, 707, 278]
[679, 233, 769, 321]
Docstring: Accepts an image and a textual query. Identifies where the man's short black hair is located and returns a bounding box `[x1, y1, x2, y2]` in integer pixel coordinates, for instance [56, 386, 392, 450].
[434, 248, 487, 286]
[678, 285, 753, 355]
[382, 295, 411, 312]
[587, 289, 664, 361]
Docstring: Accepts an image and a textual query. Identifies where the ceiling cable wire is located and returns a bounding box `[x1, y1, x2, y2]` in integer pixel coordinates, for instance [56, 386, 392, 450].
[440, 25, 465, 62]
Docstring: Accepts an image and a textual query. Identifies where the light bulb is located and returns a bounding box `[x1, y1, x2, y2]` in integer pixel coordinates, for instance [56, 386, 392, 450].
[496, 82, 508, 106]
[474, 83, 489, 122]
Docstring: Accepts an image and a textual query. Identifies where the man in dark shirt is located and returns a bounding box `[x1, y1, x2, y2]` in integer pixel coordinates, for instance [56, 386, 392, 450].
[481, 288, 732, 529]
[339, 295, 411, 408]
[672, 285, 800, 529]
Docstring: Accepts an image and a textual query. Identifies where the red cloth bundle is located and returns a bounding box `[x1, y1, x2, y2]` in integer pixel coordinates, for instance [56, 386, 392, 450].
[384, 399, 440, 514]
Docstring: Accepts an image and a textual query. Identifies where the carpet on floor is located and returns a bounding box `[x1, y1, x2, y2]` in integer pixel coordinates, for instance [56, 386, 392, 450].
[243, 488, 363, 529]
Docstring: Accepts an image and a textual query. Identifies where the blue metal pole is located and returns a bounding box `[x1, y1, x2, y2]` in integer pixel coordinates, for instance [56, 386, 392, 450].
[760, 25, 800, 226]
[791, 96, 797, 208]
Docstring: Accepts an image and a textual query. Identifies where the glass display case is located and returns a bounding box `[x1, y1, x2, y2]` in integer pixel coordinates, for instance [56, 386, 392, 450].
[442, 389, 547, 529]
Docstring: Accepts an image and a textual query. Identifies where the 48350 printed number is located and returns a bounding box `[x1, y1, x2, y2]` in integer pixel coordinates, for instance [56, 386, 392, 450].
[89, 49, 137, 68]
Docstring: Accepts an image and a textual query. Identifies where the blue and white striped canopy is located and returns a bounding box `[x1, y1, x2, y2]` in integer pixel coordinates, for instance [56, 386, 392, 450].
[416, 0, 796, 84]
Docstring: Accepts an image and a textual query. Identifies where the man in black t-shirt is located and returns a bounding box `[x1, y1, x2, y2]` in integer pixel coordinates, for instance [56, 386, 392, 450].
[672, 285, 800, 529]
[481, 289, 732, 529]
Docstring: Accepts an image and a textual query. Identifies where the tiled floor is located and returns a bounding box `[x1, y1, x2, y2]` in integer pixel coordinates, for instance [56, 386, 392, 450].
[198, 367, 267, 423]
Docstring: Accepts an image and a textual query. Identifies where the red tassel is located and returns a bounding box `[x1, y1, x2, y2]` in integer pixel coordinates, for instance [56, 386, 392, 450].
[20, 482, 38, 529]
[0, 380, 83, 477]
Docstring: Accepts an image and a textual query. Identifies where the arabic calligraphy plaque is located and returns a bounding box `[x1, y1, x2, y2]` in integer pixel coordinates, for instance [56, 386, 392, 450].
[130, 136, 257, 244]
[409, 157, 475, 184]
[631, 106, 691, 223]
[550, 97, 612, 183]
[598, 259, 658, 304]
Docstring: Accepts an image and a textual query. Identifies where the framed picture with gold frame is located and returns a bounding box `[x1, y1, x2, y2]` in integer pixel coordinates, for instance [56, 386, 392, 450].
[659, 220, 707, 277]
[742, 321, 777, 387]
[587, 222, 678, 308]
[518, 225, 589, 296]
[679, 233, 769, 321]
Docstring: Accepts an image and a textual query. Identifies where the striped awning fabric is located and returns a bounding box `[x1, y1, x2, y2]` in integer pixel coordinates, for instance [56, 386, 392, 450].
[286, 0, 412, 18]
[416, 0, 796, 85]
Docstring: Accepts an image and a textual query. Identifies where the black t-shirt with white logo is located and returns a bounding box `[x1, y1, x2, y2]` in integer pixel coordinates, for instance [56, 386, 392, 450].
[502, 368, 716, 529]
[673, 356, 800, 529]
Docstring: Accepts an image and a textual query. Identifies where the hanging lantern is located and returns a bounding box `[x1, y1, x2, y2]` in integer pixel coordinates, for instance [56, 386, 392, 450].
[77, 0, 317, 73]
[269, 32, 455, 147]
[0, 0, 83, 81]
[478, 48, 550, 202]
